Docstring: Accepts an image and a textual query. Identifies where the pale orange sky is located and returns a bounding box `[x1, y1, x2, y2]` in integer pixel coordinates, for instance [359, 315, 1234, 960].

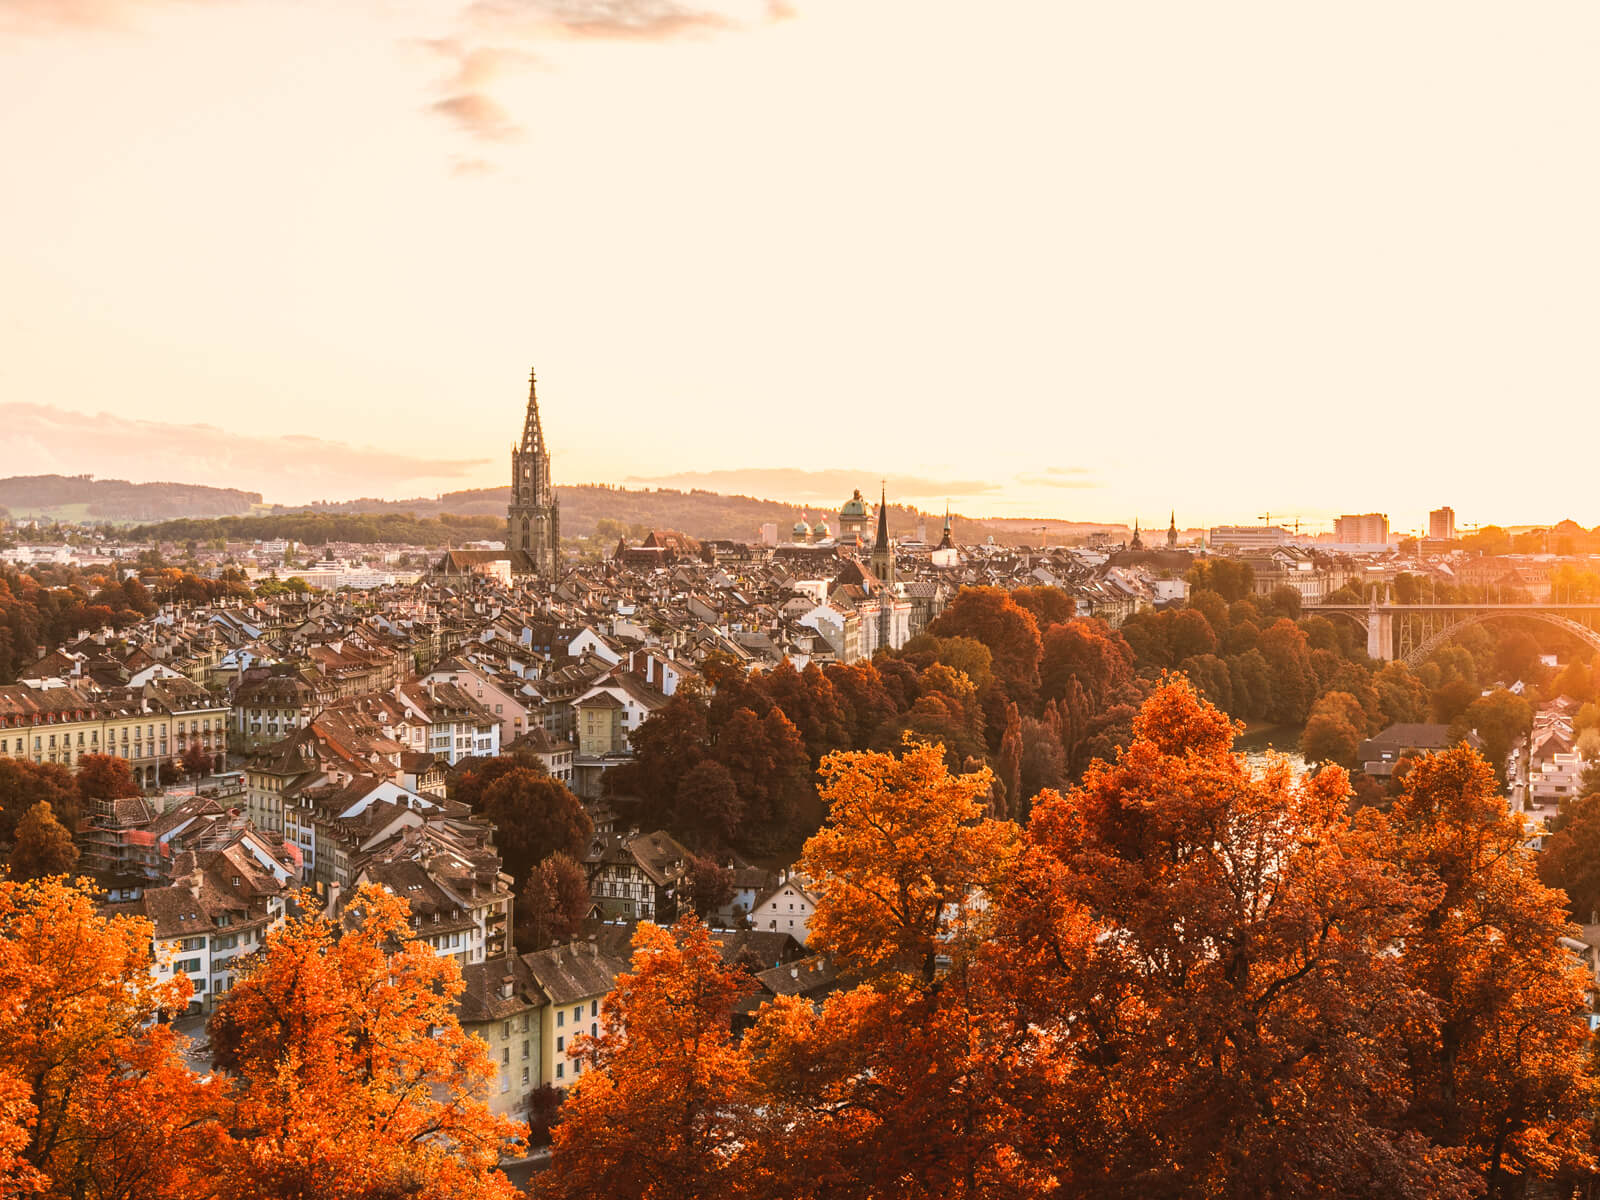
[1, 0, 1595, 534]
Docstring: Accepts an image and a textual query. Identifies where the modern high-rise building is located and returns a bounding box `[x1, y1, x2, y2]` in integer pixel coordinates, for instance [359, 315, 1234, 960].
[507, 367, 560, 577]
[1429, 506, 1456, 541]
[1334, 513, 1389, 545]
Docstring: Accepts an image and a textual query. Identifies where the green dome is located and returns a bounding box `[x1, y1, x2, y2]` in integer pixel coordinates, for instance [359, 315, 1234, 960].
[793, 519, 812, 538]
[839, 489, 868, 518]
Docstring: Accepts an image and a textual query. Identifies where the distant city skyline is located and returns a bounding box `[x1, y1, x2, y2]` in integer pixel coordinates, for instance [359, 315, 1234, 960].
[3, 2, 1596, 528]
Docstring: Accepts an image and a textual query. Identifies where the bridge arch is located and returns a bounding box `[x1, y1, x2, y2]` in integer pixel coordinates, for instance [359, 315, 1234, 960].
[1403, 610, 1600, 667]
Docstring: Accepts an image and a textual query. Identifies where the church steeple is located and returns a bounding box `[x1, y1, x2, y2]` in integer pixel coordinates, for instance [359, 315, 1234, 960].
[938, 501, 954, 551]
[870, 484, 894, 586]
[508, 366, 559, 577]
[1130, 518, 1143, 551]
[1167, 509, 1178, 549]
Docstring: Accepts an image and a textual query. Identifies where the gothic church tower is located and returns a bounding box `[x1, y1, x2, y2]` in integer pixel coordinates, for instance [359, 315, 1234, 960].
[508, 367, 559, 577]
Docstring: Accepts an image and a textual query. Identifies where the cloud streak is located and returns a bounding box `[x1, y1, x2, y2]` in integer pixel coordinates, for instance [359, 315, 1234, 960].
[425, 0, 795, 161]
[1014, 467, 1100, 490]
[0, 0, 213, 34]
[2, 403, 491, 502]
[464, 0, 793, 41]
[625, 467, 1002, 504]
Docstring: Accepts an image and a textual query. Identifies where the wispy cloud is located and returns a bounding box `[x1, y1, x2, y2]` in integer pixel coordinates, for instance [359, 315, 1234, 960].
[421, 39, 534, 142]
[2, 403, 491, 502]
[430, 91, 523, 142]
[0, 0, 213, 34]
[1014, 467, 1100, 490]
[464, 0, 794, 41]
[423, 0, 796, 163]
[625, 467, 1002, 505]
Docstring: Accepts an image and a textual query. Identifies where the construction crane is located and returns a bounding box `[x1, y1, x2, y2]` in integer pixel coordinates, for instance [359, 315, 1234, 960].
[1260, 513, 1304, 535]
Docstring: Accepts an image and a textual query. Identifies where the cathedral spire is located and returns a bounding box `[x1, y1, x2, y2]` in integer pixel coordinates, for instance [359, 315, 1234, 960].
[521, 367, 545, 456]
[874, 483, 890, 553]
[509, 365, 559, 577]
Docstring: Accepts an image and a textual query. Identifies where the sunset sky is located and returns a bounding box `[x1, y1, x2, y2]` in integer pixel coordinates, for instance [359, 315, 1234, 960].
[2, 1, 1595, 533]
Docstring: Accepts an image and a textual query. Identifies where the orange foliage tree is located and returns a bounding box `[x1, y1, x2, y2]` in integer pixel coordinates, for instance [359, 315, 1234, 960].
[743, 740, 1038, 1199]
[1385, 747, 1598, 1193]
[208, 884, 523, 1200]
[74, 753, 142, 803]
[800, 739, 1017, 984]
[539, 917, 754, 1200]
[994, 677, 1475, 1197]
[0, 877, 220, 1199]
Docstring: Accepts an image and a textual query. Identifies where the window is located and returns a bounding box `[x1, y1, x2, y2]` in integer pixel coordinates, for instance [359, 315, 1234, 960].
[556, 1011, 564, 1028]
[573, 1005, 582, 1022]
[556, 1036, 564, 1053]
[501, 1048, 510, 1065]
[556, 1062, 564, 1079]
[591, 1000, 598, 1017]
[522, 1040, 529, 1059]
[502, 1021, 511, 1039]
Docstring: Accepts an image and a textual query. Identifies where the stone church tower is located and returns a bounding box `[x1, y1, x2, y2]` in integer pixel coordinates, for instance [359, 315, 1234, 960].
[508, 367, 559, 577]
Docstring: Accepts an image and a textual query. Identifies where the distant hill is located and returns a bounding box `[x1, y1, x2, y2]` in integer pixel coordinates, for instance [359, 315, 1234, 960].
[287, 485, 812, 542]
[0, 475, 262, 522]
[0, 474, 1135, 548]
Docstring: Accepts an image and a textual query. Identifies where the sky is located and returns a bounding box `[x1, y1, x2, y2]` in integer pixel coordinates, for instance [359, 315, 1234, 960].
[1, 1, 1596, 535]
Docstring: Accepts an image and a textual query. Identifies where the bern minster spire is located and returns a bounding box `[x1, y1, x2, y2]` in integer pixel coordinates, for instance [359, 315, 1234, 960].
[508, 366, 559, 577]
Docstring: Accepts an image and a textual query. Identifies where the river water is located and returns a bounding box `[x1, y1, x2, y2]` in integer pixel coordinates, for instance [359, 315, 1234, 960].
[1233, 725, 1309, 779]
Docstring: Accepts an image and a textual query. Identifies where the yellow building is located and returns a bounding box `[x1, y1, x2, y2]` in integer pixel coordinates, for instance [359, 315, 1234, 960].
[0, 680, 228, 789]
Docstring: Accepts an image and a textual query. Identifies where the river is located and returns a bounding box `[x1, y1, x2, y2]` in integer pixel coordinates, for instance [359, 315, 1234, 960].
[1233, 724, 1309, 779]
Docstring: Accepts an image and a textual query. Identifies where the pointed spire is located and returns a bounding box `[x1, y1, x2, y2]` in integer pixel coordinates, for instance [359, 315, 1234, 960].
[874, 483, 890, 552]
[521, 366, 544, 455]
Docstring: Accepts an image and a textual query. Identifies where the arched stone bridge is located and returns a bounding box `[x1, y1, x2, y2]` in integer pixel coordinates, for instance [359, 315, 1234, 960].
[1300, 603, 1600, 665]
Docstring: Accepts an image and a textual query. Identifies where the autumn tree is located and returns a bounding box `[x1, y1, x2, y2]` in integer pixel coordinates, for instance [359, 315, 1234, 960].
[800, 739, 1017, 983]
[745, 740, 1043, 1200]
[0, 759, 77, 843]
[1454, 688, 1533, 786]
[1009, 584, 1078, 630]
[928, 587, 1042, 705]
[517, 852, 591, 951]
[823, 660, 899, 750]
[684, 854, 735, 920]
[0, 877, 220, 1198]
[74, 753, 141, 803]
[209, 884, 523, 1199]
[672, 759, 744, 850]
[480, 768, 593, 888]
[1385, 747, 1598, 1193]
[451, 748, 550, 811]
[1540, 792, 1600, 921]
[994, 702, 1023, 819]
[994, 677, 1470, 1197]
[7, 802, 77, 880]
[179, 743, 212, 779]
[539, 918, 752, 1200]
[1185, 557, 1255, 603]
[1039, 617, 1134, 711]
[1300, 689, 1367, 768]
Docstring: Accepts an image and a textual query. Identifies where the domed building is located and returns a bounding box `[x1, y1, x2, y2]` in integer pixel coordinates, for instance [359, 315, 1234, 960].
[792, 516, 813, 544]
[838, 489, 871, 545]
